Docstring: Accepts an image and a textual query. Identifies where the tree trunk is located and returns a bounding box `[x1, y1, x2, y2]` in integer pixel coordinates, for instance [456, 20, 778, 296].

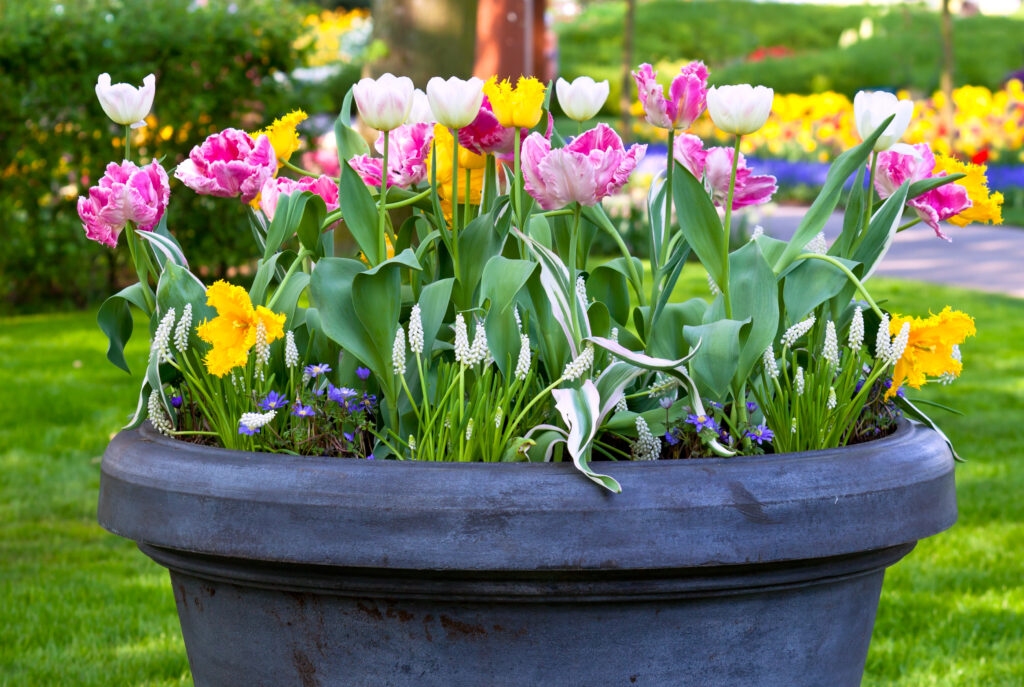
[370, 0, 479, 86]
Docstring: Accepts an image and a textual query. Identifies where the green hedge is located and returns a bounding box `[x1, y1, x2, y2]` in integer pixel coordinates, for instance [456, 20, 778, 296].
[0, 0, 311, 313]
[558, 1, 1024, 113]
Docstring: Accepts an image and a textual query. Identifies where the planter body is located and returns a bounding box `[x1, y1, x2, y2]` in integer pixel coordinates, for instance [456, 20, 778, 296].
[99, 421, 956, 687]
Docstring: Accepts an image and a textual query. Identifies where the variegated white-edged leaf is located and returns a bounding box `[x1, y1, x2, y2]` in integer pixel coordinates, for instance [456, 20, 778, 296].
[585, 335, 736, 457]
[595, 361, 647, 425]
[552, 381, 621, 492]
[137, 229, 190, 273]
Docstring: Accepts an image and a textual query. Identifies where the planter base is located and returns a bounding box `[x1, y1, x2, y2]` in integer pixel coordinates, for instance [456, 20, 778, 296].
[147, 542, 913, 687]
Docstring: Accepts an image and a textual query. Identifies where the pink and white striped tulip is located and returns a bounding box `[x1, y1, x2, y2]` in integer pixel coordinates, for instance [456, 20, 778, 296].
[174, 128, 276, 204]
[426, 76, 485, 129]
[874, 143, 970, 240]
[95, 73, 156, 129]
[706, 84, 774, 135]
[77, 160, 170, 247]
[349, 122, 435, 189]
[353, 73, 415, 132]
[258, 175, 340, 221]
[854, 91, 914, 152]
[555, 76, 609, 122]
[674, 133, 777, 210]
[631, 62, 708, 130]
[522, 124, 646, 210]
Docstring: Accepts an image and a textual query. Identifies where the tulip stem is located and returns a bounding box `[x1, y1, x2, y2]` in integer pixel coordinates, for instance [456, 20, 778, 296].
[568, 203, 583, 344]
[124, 224, 154, 314]
[124, 125, 131, 163]
[513, 127, 522, 229]
[795, 252, 884, 319]
[384, 188, 432, 210]
[721, 136, 742, 319]
[281, 159, 320, 178]
[864, 151, 878, 236]
[378, 130, 390, 264]
[897, 217, 922, 233]
[267, 249, 313, 310]
[451, 128, 461, 276]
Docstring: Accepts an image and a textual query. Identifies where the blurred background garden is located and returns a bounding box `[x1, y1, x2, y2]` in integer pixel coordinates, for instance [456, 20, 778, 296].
[1, 0, 1022, 684]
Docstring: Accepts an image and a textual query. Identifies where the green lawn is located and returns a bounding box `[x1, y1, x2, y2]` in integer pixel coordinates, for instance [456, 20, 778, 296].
[1, 276, 1021, 686]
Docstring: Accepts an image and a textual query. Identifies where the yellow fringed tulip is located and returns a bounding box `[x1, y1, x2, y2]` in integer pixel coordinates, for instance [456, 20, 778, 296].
[196, 281, 286, 377]
[886, 307, 976, 399]
[483, 76, 546, 129]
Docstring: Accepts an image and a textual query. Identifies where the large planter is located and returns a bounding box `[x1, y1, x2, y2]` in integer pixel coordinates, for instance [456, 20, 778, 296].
[98, 419, 956, 686]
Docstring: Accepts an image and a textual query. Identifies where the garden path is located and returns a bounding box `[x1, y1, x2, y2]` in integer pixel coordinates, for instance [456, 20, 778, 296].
[758, 206, 1024, 298]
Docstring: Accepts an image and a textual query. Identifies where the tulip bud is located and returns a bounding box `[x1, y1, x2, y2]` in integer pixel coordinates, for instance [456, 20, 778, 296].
[405, 88, 435, 125]
[706, 84, 774, 135]
[853, 91, 914, 152]
[426, 76, 485, 129]
[555, 76, 609, 122]
[352, 73, 415, 132]
[95, 73, 156, 129]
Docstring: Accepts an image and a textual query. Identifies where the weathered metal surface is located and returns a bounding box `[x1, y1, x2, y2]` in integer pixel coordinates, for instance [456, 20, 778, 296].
[98, 420, 957, 686]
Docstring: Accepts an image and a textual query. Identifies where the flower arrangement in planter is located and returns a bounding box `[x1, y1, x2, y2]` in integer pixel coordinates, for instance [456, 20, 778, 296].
[86, 65, 995, 684]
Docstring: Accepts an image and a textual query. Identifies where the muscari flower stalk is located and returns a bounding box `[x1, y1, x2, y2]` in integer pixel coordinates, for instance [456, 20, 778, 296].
[408, 304, 424, 355]
[147, 390, 173, 436]
[465, 419, 474, 441]
[939, 345, 962, 385]
[453, 314, 472, 365]
[791, 417, 798, 434]
[468, 320, 489, 366]
[875, 313, 892, 361]
[494, 407, 503, 429]
[408, 435, 417, 452]
[174, 304, 192, 353]
[828, 386, 837, 410]
[707, 273, 720, 296]
[631, 416, 661, 461]
[515, 334, 532, 381]
[239, 410, 276, 435]
[575, 275, 587, 305]
[615, 395, 629, 413]
[823, 320, 840, 369]
[562, 343, 595, 382]
[763, 347, 780, 378]
[254, 321, 270, 381]
[284, 331, 298, 369]
[804, 232, 828, 255]
[392, 325, 407, 375]
[749, 225, 764, 241]
[886, 321, 911, 366]
[849, 306, 865, 350]
[781, 315, 816, 348]
[795, 366, 805, 395]
[151, 307, 176, 364]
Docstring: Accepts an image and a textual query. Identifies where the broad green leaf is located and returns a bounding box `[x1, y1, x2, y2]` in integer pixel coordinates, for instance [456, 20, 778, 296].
[594, 361, 647, 425]
[728, 241, 779, 386]
[589, 257, 643, 325]
[334, 86, 370, 162]
[908, 173, 965, 200]
[296, 192, 328, 255]
[515, 227, 590, 355]
[774, 113, 893, 273]
[416, 277, 453, 359]
[249, 251, 289, 307]
[682, 319, 748, 401]
[853, 181, 909, 280]
[453, 210, 503, 308]
[551, 381, 621, 492]
[481, 256, 536, 377]
[580, 204, 644, 298]
[310, 257, 379, 374]
[97, 282, 149, 373]
[645, 299, 708, 361]
[338, 158, 382, 265]
[784, 254, 861, 323]
[832, 166, 866, 257]
[351, 250, 422, 381]
[672, 161, 726, 289]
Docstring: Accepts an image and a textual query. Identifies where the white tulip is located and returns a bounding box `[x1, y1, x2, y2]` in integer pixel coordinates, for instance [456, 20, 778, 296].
[853, 91, 914, 152]
[426, 76, 485, 129]
[405, 88, 435, 125]
[706, 84, 774, 135]
[95, 73, 156, 128]
[555, 76, 609, 122]
[352, 73, 415, 132]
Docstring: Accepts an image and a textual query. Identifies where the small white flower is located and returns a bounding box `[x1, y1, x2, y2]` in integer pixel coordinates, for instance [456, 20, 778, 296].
[408, 304, 424, 355]
[465, 419, 474, 441]
[827, 386, 837, 410]
[763, 347, 779, 379]
[562, 343, 594, 382]
[630, 416, 661, 461]
[794, 366, 805, 395]
[151, 307, 176, 364]
[791, 417, 798, 434]
[875, 313, 891, 361]
[239, 410, 276, 430]
[805, 232, 828, 255]
[749, 224, 764, 241]
[453, 313, 472, 365]
[614, 395, 629, 413]
[610, 327, 619, 343]
[823, 320, 839, 369]
[707, 273, 720, 296]
[494, 407, 503, 428]
[173, 303, 192, 353]
[408, 435, 417, 452]
[514, 306, 523, 332]
[886, 321, 910, 365]
[781, 315, 816, 348]
[254, 320, 270, 380]
[515, 334, 532, 381]
[575, 275, 588, 306]
[284, 330, 299, 368]
[940, 345, 962, 385]
[848, 306, 864, 350]
[468, 320, 489, 366]
[147, 390, 173, 436]
[392, 325, 407, 375]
